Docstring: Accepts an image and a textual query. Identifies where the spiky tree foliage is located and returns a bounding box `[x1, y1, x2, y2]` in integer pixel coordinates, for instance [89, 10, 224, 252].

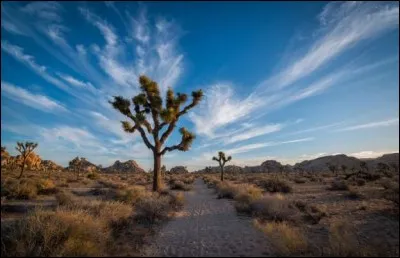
[15, 142, 38, 179]
[212, 151, 232, 181]
[341, 164, 347, 173]
[110, 75, 203, 192]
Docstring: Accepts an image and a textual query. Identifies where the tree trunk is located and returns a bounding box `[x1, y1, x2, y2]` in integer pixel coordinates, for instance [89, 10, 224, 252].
[152, 152, 162, 192]
[220, 165, 224, 181]
[18, 158, 26, 179]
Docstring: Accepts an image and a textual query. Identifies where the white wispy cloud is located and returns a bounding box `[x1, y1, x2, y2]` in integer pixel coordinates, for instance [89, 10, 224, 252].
[89, 111, 135, 144]
[191, 2, 398, 144]
[189, 83, 262, 137]
[226, 137, 314, 155]
[20, 1, 63, 22]
[258, 1, 399, 91]
[334, 118, 399, 132]
[57, 73, 97, 93]
[80, 5, 184, 96]
[1, 41, 70, 92]
[1, 81, 68, 113]
[224, 123, 283, 144]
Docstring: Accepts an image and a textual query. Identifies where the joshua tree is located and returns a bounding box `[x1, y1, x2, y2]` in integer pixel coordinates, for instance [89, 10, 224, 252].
[15, 142, 38, 179]
[212, 151, 232, 181]
[110, 75, 203, 192]
[326, 163, 337, 176]
[360, 161, 368, 173]
[69, 157, 84, 180]
[278, 164, 285, 175]
[341, 164, 347, 174]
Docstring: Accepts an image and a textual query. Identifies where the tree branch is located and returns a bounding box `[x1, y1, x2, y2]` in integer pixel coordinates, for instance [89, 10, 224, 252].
[127, 113, 155, 151]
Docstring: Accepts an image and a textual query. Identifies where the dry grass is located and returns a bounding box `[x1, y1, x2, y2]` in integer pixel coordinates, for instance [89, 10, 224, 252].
[254, 220, 308, 256]
[250, 194, 298, 222]
[1, 178, 38, 200]
[134, 194, 171, 224]
[216, 181, 239, 199]
[169, 180, 192, 191]
[327, 180, 349, 191]
[257, 178, 292, 193]
[233, 184, 263, 213]
[1, 209, 108, 257]
[294, 177, 307, 184]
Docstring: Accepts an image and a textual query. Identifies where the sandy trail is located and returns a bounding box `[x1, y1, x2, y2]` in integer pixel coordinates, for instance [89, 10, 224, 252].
[142, 179, 271, 257]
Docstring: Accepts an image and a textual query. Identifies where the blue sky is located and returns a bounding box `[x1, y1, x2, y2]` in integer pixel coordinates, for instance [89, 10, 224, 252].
[1, 1, 399, 171]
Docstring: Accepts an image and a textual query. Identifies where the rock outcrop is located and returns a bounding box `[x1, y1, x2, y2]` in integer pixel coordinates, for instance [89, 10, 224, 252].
[169, 166, 189, 174]
[103, 160, 145, 173]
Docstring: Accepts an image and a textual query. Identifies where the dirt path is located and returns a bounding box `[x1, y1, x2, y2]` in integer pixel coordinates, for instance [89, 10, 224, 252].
[142, 179, 271, 257]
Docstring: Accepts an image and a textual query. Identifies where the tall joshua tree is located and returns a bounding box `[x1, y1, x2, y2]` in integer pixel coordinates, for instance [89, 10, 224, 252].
[110, 75, 203, 192]
[15, 142, 38, 179]
[212, 151, 232, 181]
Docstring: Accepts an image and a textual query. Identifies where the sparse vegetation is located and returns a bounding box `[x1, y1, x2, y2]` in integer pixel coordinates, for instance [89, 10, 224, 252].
[258, 178, 293, 193]
[254, 220, 308, 256]
[327, 180, 349, 191]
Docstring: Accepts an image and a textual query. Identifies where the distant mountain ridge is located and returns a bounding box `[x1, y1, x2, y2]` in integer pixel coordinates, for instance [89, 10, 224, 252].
[193, 153, 399, 173]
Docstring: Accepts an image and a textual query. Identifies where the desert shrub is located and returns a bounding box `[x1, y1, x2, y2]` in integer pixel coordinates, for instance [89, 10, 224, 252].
[168, 192, 185, 210]
[381, 179, 399, 206]
[108, 186, 150, 205]
[56, 190, 76, 206]
[250, 195, 297, 222]
[303, 204, 328, 224]
[36, 179, 58, 195]
[254, 220, 308, 256]
[134, 194, 170, 224]
[66, 178, 79, 183]
[2, 178, 38, 200]
[293, 200, 307, 212]
[87, 172, 100, 180]
[169, 180, 192, 191]
[327, 180, 349, 191]
[258, 178, 292, 193]
[234, 184, 263, 213]
[346, 187, 364, 200]
[326, 221, 370, 256]
[1, 209, 107, 257]
[355, 178, 366, 186]
[294, 177, 307, 184]
[216, 181, 239, 199]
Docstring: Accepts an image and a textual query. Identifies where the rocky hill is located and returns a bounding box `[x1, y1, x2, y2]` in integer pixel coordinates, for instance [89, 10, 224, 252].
[41, 160, 63, 171]
[102, 160, 145, 173]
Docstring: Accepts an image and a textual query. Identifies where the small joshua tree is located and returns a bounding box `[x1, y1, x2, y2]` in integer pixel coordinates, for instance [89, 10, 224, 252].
[326, 163, 337, 176]
[341, 164, 347, 174]
[360, 161, 368, 173]
[69, 157, 84, 180]
[212, 151, 232, 181]
[110, 75, 203, 192]
[15, 142, 38, 179]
